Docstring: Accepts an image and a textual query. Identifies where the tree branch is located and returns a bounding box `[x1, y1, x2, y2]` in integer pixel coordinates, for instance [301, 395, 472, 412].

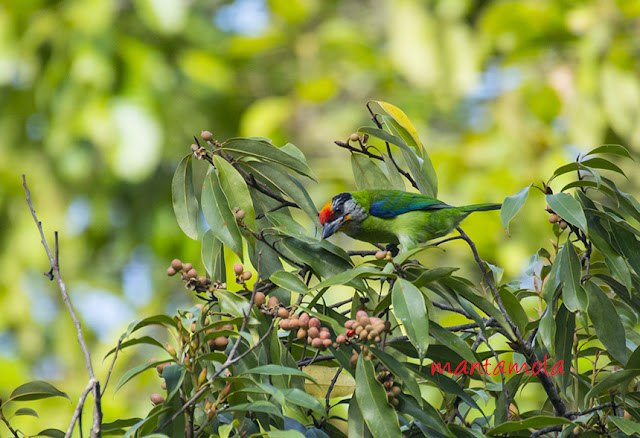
[22, 175, 102, 438]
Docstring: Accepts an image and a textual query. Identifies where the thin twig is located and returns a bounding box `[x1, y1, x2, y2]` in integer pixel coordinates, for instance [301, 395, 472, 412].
[22, 175, 102, 438]
[565, 402, 613, 419]
[325, 365, 344, 413]
[66, 379, 98, 438]
[0, 413, 20, 438]
[480, 335, 510, 421]
[530, 425, 563, 438]
[101, 339, 121, 397]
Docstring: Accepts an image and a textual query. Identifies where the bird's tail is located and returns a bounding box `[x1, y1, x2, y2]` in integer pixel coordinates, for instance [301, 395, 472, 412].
[461, 203, 502, 212]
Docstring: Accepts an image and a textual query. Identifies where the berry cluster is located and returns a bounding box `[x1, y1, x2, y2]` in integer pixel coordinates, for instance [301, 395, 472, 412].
[167, 259, 226, 292]
[374, 250, 394, 261]
[280, 313, 333, 351]
[233, 263, 252, 284]
[335, 310, 388, 345]
[378, 372, 401, 407]
[546, 205, 568, 229]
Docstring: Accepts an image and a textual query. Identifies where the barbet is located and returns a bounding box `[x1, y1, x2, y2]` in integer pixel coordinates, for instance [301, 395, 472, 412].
[319, 190, 501, 251]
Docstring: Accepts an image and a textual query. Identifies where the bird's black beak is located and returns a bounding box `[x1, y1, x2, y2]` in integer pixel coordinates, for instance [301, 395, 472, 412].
[321, 217, 345, 239]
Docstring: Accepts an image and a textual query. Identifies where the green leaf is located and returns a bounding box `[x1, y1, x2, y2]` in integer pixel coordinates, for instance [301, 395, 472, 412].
[546, 193, 588, 233]
[392, 279, 429, 360]
[201, 229, 225, 282]
[585, 280, 628, 364]
[34, 429, 66, 438]
[104, 336, 166, 359]
[309, 266, 395, 292]
[487, 416, 573, 434]
[215, 289, 251, 319]
[241, 161, 319, 227]
[585, 144, 633, 159]
[270, 271, 309, 295]
[114, 359, 173, 394]
[102, 418, 143, 432]
[428, 322, 478, 364]
[202, 167, 243, 257]
[8, 381, 70, 403]
[369, 348, 422, 406]
[221, 138, 316, 181]
[554, 305, 575, 391]
[610, 224, 640, 277]
[266, 211, 316, 243]
[359, 126, 435, 197]
[120, 314, 178, 340]
[559, 239, 587, 312]
[281, 388, 326, 417]
[351, 153, 391, 190]
[373, 101, 425, 158]
[280, 238, 358, 283]
[9, 407, 38, 419]
[396, 394, 452, 438]
[407, 266, 458, 288]
[500, 185, 531, 233]
[348, 397, 373, 438]
[609, 416, 640, 436]
[381, 153, 405, 191]
[171, 154, 199, 240]
[163, 364, 186, 402]
[584, 369, 640, 402]
[240, 365, 318, 384]
[355, 355, 402, 438]
[497, 289, 529, 337]
[581, 157, 626, 177]
[225, 400, 284, 419]
[213, 155, 257, 234]
[604, 254, 632, 292]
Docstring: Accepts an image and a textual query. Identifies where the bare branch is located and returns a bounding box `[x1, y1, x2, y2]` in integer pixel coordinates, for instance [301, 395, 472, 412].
[66, 379, 98, 438]
[101, 339, 121, 398]
[22, 175, 102, 438]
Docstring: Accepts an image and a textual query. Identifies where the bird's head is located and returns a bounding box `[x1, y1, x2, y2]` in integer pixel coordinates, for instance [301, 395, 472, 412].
[319, 192, 366, 239]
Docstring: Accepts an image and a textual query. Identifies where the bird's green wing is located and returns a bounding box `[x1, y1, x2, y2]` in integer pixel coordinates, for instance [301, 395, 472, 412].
[366, 190, 452, 218]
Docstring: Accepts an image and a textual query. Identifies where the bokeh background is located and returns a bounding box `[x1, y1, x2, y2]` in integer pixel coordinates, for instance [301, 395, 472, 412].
[2, 0, 640, 433]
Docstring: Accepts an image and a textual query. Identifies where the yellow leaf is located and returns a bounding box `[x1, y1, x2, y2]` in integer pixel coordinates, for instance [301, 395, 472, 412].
[372, 100, 424, 157]
[303, 365, 355, 398]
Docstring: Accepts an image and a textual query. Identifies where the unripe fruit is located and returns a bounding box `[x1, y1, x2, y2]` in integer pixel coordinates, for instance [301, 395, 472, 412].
[297, 328, 307, 339]
[167, 267, 177, 276]
[277, 307, 289, 318]
[320, 330, 331, 340]
[375, 251, 386, 260]
[311, 338, 323, 349]
[182, 262, 193, 272]
[559, 220, 568, 230]
[201, 131, 213, 141]
[198, 276, 207, 284]
[241, 271, 252, 281]
[214, 336, 229, 350]
[344, 320, 355, 329]
[299, 313, 310, 327]
[546, 204, 554, 213]
[280, 319, 291, 330]
[336, 334, 346, 344]
[198, 368, 207, 385]
[548, 214, 560, 223]
[233, 263, 244, 275]
[156, 363, 166, 376]
[161, 381, 167, 390]
[236, 210, 245, 220]
[349, 133, 360, 142]
[391, 386, 401, 396]
[391, 398, 399, 406]
[150, 393, 165, 405]
[356, 310, 368, 320]
[254, 292, 266, 306]
[190, 322, 196, 332]
[171, 259, 182, 270]
[187, 269, 198, 278]
[309, 317, 321, 328]
[232, 206, 240, 213]
[322, 338, 333, 348]
[222, 324, 234, 331]
[307, 327, 320, 338]
[360, 330, 368, 340]
[190, 144, 198, 152]
[167, 344, 176, 357]
[267, 296, 279, 308]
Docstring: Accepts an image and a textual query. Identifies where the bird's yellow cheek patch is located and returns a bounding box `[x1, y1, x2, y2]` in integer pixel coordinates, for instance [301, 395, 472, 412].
[345, 215, 351, 221]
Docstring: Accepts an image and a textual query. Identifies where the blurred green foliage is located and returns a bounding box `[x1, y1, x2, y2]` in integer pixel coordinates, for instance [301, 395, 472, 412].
[2, 0, 640, 434]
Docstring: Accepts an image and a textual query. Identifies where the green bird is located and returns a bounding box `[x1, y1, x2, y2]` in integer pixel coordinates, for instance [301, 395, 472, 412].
[319, 190, 501, 251]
